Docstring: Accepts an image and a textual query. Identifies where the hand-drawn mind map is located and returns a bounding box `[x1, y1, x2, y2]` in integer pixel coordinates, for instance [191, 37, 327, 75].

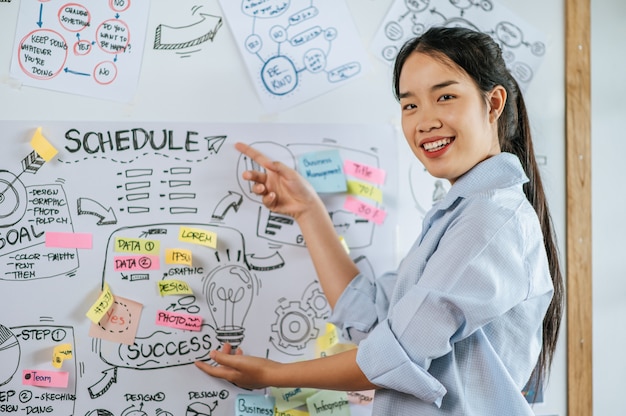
[10, 0, 149, 102]
[0, 121, 396, 416]
[217, 0, 370, 112]
[371, 0, 547, 91]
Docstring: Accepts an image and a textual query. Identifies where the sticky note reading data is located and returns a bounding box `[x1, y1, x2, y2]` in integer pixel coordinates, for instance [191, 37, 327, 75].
[158, 279, 193, 296]
[30, 127, 58, 162]
[155, 310, 202, 331]
[343, 196, 387, 225]
[46, 232, 92, 249]
[86, 283, 114, 324]
[271, 387, 317, 412]
[52, 343, 73, 369]
[115, 237, 160, 254]
[236, 394, 275, 416]
[298, 150, 347, 193]
[23, 370, 69, 388]
[179, 226, 217, 249]
[306, 390, 350, 416]
[344, 160, 386, 184]
[114, 255, 160, 271]
[165, 248, 192, 265]
[346, 180, 383, 203]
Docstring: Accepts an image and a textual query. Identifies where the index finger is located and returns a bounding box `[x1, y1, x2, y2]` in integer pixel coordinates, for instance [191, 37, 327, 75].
[235, 142, 278, 173]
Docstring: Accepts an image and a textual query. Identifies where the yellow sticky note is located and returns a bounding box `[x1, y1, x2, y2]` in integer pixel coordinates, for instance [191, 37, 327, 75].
[115, 237, 160, 254]
[274, 406, 311, 416]
[52, 343, 73, 368]
[86, 282, 115, 324]
[30, 127, 58, 162]
[179, 226, 217, 249]
[316, 324, 339, 352]
[157, 279, 193, 296]
[338, 236, 350, 254]
[346, 180, 383, 203]
[165, 248, 192, 266]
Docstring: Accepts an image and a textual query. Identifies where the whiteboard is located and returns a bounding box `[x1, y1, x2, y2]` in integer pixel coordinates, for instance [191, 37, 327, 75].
[0, 0, 566, 415]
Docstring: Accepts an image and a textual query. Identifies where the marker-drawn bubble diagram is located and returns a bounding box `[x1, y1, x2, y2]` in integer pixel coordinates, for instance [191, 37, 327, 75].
[0, 325, 20, 387]
[241, 0, 360, 97]
[0, 171, 27, 228]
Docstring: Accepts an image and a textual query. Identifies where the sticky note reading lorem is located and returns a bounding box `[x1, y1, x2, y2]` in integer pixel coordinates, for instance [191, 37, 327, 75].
[179, 226, 217, 249]
[298, 149, 347, 193]
[30, 127, 58, 162]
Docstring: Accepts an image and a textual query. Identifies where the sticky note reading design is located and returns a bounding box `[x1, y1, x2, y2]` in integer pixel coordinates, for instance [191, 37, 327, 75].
[23, 370, 69, 388]
[344, 160, 386, 184]
[165, 248, 192, 266]
[115, 237, 160, 254]
[343, 196, 387, 225]
[346, 180, 383, 203]
[306, 390, 350, 416]
[271, 387, 318, 412]
[86, 282, 114, 324]
[30, 127, 58, 162]
[45, 231, 92, 249]
[298, 149, 347, 193]
[52, 343, 73, 369]
[179, 226, 217, 249]
[114, 255, 160, 271]
[155, 310, 202, 331]
[236, 394, 275, 416]
[158, 279, 193, 296]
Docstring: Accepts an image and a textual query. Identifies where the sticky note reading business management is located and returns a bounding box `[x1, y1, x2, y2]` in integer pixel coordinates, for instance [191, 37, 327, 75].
[298, 149, 347, 193]
[165, 248, 192, 266]
[86, 282, 114, 324]
[179, 226, 217, 249]
[52, 343, 73, 369]
[236, 394, 275, 416]
[30, 127, 58, 162]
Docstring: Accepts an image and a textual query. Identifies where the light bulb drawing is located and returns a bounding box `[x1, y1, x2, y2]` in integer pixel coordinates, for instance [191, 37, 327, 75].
[204, 265, 257, 348]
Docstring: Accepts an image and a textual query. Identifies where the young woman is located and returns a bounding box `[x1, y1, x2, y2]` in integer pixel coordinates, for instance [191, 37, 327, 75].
[195, 26, 564, 415]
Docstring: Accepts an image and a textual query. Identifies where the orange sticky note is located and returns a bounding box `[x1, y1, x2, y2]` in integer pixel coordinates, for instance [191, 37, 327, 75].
[30, 127, 58, 162]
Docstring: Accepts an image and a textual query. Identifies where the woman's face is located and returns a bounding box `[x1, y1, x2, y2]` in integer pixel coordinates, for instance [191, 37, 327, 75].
[398, 51, 505, 184]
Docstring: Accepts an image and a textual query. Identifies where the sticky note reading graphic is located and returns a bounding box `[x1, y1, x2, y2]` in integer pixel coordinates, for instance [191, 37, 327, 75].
[158, 279, 193, 296]
[46, 231, 92, 249]
[298, 150, 347, 193]
[179, 226, 217, 249]
[89, 295, 143, 345]
[306, 390, 350, 416]
[86, 282, 114, 324]
[114, 255, 160, 271]
[271, 387, 318, 412]
[52, 343, 73, 369]
[344, 160, 386, 184]
[343, 196, 387, 225]
[155, 310, 202, 331]
[236, 394, 275, 416]
[30, 127, 58, 162]
[346, 180, 383, 203]
[115, 237, 160, 254]
[23, 370, 69, 388]
[165, 248, 192, 266]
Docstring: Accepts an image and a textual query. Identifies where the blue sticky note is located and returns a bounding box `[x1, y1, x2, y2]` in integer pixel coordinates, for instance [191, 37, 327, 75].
[235, 393, 275, 416]
[298, 149, 347, 193]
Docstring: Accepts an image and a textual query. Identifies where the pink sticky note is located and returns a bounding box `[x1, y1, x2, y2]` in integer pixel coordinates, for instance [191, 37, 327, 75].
[89, 296, 143, 345]
[23, 370, 69, 388]
[155, 310, 202, 331]
[343, 196, 387, 225]
[344, 160, 386, 185]
[113, 255, 160, 271]
[45, 232, 92, 249]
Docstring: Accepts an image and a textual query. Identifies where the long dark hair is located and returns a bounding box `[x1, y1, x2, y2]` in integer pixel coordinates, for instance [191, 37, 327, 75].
[392, 26, 564, 396]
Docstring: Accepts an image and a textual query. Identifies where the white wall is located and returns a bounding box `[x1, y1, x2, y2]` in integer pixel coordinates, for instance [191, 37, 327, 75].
[591, 1, 626, 415]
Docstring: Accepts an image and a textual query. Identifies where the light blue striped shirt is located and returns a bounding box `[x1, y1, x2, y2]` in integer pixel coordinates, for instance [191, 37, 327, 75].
[330, 152, 554, 415]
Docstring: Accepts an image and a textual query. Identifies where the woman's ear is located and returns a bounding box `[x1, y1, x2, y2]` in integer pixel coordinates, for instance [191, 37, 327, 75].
[488, 85, 507, 123]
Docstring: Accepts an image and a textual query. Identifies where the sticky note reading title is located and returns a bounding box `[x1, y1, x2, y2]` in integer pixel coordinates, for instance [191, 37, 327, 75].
[298, 150, 347, 193]
[30, 127, 58, 162]
[86, 283, 114, 324]
[179, 226, 217, 249]
[23, 370, 69, 388]
[155, 310, 202, 331]
[344, 160, 386, 184]
[236, 394, 275, 416]
[52, 343, 73, 369]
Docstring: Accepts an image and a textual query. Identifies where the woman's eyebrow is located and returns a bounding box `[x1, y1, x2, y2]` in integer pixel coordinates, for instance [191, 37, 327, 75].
[431, 80, 459, 91]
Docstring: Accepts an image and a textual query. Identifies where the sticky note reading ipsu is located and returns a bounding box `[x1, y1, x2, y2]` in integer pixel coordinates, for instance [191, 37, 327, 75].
[23, 370, 69, 388]
[165, 248, 192, 266]
[298, 149, 347, 193]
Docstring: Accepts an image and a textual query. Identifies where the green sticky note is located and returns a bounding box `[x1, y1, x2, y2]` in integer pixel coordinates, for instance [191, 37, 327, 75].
[306, 390, 350, 415]
[271, 386, 318, 411]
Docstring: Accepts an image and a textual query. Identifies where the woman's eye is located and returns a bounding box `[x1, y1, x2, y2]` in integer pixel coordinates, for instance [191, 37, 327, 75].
[402, 103, 417, 110]
[438, 94, 454, 101]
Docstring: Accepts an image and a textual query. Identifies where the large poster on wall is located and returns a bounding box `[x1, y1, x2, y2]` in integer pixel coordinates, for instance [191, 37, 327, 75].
[0, 121, 397, 416]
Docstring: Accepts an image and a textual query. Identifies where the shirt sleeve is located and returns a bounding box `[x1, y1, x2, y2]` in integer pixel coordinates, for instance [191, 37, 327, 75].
[338, 200, 549, 404]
